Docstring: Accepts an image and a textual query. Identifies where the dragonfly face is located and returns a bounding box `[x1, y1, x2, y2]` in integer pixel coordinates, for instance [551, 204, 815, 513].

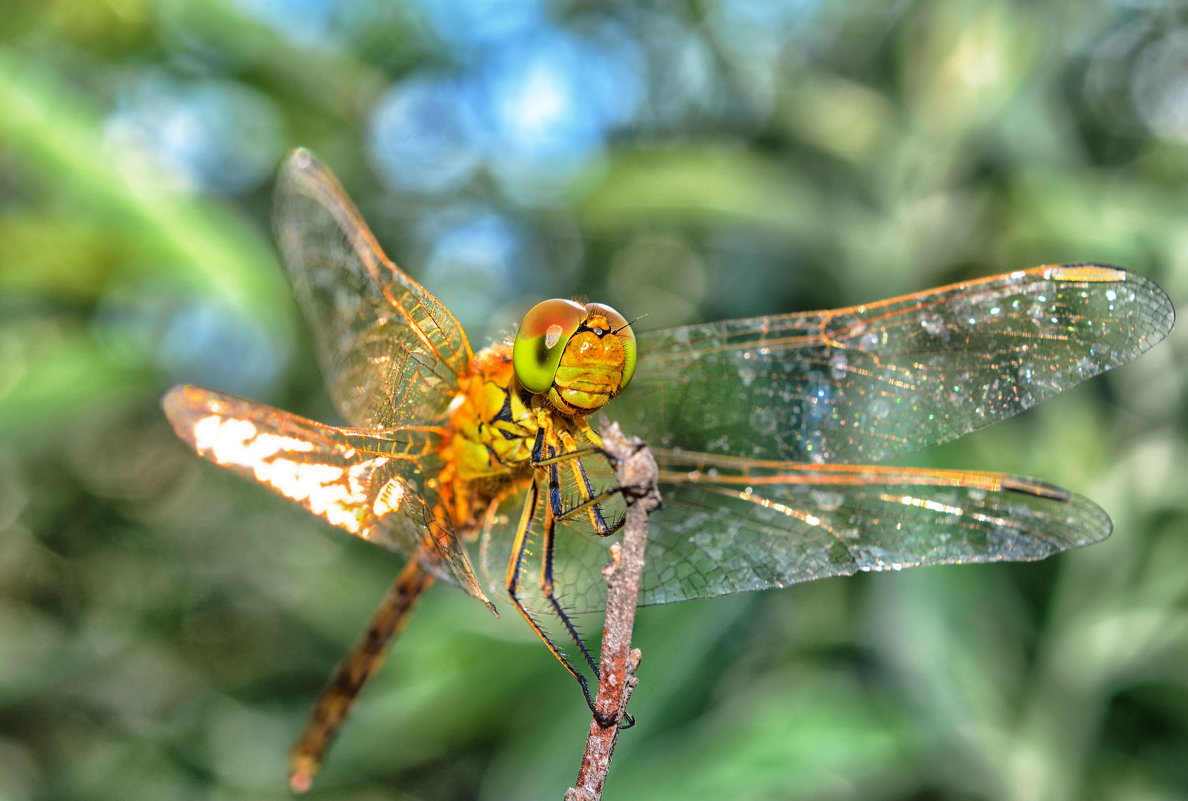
[162, 148, 1175, 791]
[513, 298, 637, 415]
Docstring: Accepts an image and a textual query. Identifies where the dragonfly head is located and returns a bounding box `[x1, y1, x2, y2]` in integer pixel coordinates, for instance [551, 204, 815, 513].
[513, 299, 637, 415]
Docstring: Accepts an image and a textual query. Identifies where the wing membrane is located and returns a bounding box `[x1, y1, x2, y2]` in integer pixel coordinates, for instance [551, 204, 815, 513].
[273, 150, 473, 429]
[634, 450, 1110, 607]
[612, 265, 1174, 463]
[526, 448, 1110, 613]
[162, 386, 488, 599]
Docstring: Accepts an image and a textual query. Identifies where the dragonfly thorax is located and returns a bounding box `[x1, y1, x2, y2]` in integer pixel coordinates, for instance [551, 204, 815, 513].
[512, 299, 637, 416]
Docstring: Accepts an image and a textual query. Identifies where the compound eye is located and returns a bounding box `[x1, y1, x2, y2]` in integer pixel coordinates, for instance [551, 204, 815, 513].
[513, 298, 586, 394]
[584, 303, 637, 390]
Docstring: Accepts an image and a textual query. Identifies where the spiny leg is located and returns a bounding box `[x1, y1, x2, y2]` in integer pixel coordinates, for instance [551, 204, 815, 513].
[536, 432, 623, 706]
[534, 427, 626, 669]
[541, 457, 602, 680]
[289, 556, 435, 793]
[531, 425, 623, 536]
[504, 470, 602, 711]
[515, 424, 636, 720]
[536, 455, 637, 728]
[555, 427, 622, 537]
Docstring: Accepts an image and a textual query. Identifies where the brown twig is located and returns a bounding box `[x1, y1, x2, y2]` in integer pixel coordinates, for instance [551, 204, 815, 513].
[565, 422, 661, 801]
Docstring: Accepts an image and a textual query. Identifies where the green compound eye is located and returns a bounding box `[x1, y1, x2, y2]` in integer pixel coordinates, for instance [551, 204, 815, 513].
[513, 298, 586, 394]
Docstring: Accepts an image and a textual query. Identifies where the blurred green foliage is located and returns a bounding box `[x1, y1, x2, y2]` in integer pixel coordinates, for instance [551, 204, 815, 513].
[2, 1, 1187, 800]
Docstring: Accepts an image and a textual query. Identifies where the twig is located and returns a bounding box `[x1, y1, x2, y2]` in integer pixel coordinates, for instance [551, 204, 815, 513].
[565, 422, 661, 801]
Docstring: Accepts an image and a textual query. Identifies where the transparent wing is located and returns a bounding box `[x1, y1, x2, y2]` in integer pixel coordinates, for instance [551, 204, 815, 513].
[162, 385, 489, 601]
[611, 265, 1174, 464]
[273, 149, 473, 429]
[635, 450, 1110, 607]
[498, 448, 1112, 614]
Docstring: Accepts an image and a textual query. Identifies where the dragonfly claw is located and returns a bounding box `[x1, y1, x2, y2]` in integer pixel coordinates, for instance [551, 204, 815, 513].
[590, 703, 635, 730]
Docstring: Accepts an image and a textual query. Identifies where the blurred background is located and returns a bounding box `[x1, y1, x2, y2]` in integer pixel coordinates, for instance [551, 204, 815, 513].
[2, 0, 1187, 799]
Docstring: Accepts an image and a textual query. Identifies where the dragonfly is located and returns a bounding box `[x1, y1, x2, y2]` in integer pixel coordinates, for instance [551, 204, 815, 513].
[163, 149, 1174, 792]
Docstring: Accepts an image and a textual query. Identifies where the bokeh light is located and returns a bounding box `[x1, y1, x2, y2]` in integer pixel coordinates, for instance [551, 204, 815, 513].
[368, 74, 484, 195]
[104, 76, 283, 195]
[415, 0, 545, 53]
[1132, 27, 1188, 142]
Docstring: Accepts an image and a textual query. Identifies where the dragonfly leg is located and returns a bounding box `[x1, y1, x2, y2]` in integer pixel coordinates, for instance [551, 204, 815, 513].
[560, 427, 624, 536]
[550, 452, 644, 727]
[566, 420, 661, 524]
[531, 427, 624, 537]
[531, 418, 604, 465]
[539, 484, 602, 678]
[537, 479, 634, 728]
[514, 430, 638, 727]
[504, 472, 604, 714]
[289, 554, 435, 793]
[553, 477, 624, 536]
